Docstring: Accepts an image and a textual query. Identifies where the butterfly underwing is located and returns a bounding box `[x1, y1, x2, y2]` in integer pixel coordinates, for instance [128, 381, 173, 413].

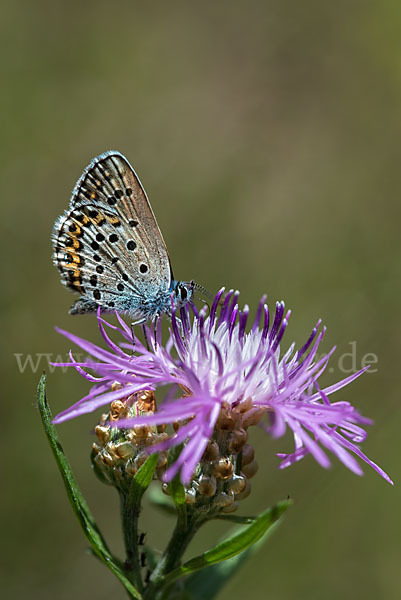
[52, 151, 194, 324]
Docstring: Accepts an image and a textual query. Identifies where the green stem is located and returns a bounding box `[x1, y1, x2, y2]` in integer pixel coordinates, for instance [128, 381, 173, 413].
[143, 512, 205, 600]
[37, 375, 142, 600]
[120, 490, 143, 593]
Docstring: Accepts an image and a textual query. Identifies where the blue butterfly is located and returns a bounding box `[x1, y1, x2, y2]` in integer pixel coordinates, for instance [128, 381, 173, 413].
[52, 151, 194, 324]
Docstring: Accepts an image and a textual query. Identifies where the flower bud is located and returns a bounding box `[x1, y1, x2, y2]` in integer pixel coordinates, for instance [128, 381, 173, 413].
[242, 460, 258, 479]
[226, 474, 246, 494]
[213, 457, 234, 480]
[92, 442, 102, 454]
[241, 443, 255, 466]
[125, 459, 138, 476]
[216, 409, 236, 431]
[113, 442, 135, 460]
[241, 407, 267, 428]
[227, 428, 248, 453]
[136, 390, 156, 413]
[90, 390, 168, 493]
[100, 450, 115, 467]
[99, 413, 108, 426]
[111, 382, 123, 392]
[202, 441, 219, 461]
[95, 425, 111, 444]
[214, 491, 234, 508]
[157, 453, 168, 469]
[185, 487, 197, 504]
[233, 396, 253, 414]
[110, 400, 127, 420]
[114, 466, 124, 481]
[134, 451, 148, 469]
[222, 501, 240, 513]
[132, 425, 150, 439]
[235, 477, 252, 500]
[197, 475, 217, 497]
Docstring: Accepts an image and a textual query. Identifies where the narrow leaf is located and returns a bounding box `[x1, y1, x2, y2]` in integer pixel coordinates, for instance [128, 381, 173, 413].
[184, 507, 288, 600]
[128, 452, 159, 507]
[37, 375, 142, 600]
[165, 500, 292, 584]
[213, 514, 256, 524]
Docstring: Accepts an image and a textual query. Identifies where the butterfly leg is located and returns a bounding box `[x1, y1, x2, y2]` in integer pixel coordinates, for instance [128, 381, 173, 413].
[142, 324, 151, 352]
[130, 323, 136, 353]
[131, 318, 147, 327]
[130, 318, 147, 353]
[152, 316, 159, 351]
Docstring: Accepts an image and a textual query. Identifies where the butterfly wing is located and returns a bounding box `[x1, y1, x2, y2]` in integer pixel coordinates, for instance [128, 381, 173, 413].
[52, 151, 173, 317]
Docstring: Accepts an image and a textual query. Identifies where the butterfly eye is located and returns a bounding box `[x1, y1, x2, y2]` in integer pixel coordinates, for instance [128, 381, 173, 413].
[178, 285, 188, 301]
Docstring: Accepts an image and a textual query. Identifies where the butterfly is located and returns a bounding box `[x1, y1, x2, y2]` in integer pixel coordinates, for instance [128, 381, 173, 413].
[52, 151, 195, 325]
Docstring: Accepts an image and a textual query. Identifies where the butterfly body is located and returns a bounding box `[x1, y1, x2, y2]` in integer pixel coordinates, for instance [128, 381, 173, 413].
[68, 280, 193, 322]
[52, 151, 194, 323]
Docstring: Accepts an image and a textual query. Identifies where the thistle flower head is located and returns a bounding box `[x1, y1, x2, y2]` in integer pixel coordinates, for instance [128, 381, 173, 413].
[53, 288, 393, 489]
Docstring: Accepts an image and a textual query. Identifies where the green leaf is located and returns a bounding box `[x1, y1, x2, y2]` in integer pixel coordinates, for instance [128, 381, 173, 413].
[128, 452, 159, 507]
[213, 514, 256, 524]
[164, 499, 292, 585]
[183, 536, 263, 600]
[167, 446, 187, 529]
[37, 375, 142, 600]
[183, 510, 287, 600]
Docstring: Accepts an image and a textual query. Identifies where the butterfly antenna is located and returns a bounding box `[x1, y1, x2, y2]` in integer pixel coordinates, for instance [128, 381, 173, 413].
[192, 282, 213, 315]
[193, 282, 214, 301]
[130, 323, 136, 355]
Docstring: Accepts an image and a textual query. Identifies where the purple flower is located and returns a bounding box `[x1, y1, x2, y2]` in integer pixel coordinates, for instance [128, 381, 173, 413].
[53, 288, 393, 486]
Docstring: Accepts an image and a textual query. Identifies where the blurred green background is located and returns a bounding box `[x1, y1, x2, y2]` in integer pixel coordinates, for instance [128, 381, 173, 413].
[2, 1, 400, 598]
